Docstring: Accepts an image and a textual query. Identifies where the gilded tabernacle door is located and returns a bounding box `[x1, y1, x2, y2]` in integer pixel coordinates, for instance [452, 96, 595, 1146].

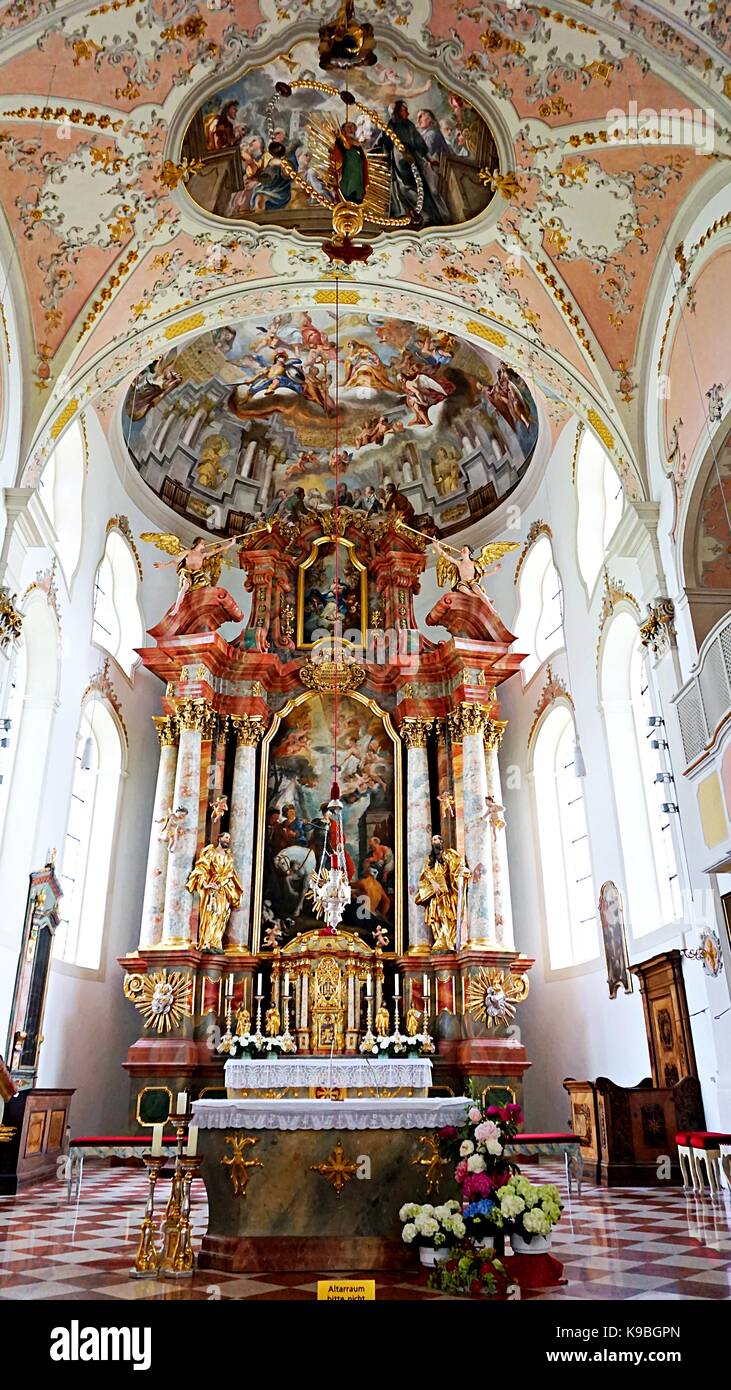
[253, 690, 402, 954]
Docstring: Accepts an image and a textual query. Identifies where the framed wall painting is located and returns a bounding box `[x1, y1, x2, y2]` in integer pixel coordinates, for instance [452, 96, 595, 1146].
[598, 880, 633, 1000]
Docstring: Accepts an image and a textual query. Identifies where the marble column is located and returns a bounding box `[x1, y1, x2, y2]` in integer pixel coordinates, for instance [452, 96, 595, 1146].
[435, 719, 454, 848]
[139, 715, 179, 948]
[451, 704, 496, 947]
[161, 699, 214, 945]
[485, 726, 514, 950]
[226, 715, 264, 950]
[401, 717, 434, 955]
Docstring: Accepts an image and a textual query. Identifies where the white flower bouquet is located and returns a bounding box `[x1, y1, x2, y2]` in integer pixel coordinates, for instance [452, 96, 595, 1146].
[399, 1200, 466, 1249]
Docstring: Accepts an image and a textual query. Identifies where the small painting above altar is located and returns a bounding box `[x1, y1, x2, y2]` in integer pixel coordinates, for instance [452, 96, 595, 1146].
[298, 537, 366, 646]
[258, 693, 399, 948]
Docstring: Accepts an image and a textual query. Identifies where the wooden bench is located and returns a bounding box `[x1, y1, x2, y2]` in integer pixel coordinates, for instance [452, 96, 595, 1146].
[66, 1134, 178, 1201]
[504, 1132, 586, 1198]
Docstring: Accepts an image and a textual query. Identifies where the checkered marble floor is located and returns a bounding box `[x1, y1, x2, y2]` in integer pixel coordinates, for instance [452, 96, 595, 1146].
[1, 1161, 730, 1300]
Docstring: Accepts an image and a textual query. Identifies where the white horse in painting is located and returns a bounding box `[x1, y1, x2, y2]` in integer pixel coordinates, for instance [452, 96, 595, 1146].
[273, 844, 318, 916]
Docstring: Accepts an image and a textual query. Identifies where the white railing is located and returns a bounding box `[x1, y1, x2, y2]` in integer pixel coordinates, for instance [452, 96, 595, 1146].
[674, 612, 731, 764]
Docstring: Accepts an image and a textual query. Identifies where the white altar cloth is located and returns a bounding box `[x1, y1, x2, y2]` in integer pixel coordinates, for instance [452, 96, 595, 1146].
[224, 1056, 433, 1090]
[192, 1096, 469, 1132]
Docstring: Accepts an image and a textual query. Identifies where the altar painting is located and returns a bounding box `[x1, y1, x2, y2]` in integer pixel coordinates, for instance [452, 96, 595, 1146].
[180, 39, 497, 233]
[297, 538, 366, 647]
[258, 694, 398, 948]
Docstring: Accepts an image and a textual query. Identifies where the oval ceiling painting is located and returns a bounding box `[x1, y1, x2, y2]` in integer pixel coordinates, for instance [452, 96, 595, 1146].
[180, 38, 498, 233]
[122, 312, 539, 538]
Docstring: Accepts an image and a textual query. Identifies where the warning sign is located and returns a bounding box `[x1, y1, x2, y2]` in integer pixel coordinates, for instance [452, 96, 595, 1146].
[317, 1280, 376, 1301]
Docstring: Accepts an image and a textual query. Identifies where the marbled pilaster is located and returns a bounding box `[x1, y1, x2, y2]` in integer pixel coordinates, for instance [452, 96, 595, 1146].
[485, 731, 514, 950]
[401, 717, 433, 954]
[161, 700, 215, 944]
[450, 705, 495, 947]
[139, 716, 179, 947]
[226, 716, 264, 949]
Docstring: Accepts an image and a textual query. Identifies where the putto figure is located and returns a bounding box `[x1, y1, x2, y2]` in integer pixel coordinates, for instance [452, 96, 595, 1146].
[415, 833, 470, 952]
[157, 805, 188, 853]
[186, 832, 244, 951]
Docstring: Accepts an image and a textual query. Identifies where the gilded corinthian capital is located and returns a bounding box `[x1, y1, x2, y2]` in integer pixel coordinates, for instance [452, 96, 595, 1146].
[400, 716, 433, 748]
[175, 697, 218, 738]
[448, 702, 491, 742]
[485, 718, 508, 751]
[152, 714, 179, 747]
[229, 715, 265, 747]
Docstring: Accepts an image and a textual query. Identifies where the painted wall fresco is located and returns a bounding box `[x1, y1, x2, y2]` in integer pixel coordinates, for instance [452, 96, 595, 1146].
[695, 426, 731, 589]
[181, 38, 497, 233]
[122, 309, 539, 537]
[261, 695, 396, 945]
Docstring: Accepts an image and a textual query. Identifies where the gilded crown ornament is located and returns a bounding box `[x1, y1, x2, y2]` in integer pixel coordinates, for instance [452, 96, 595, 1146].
[300, 657, 366, 693]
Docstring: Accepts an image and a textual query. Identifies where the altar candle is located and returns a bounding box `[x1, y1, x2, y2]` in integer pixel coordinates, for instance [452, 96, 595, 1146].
[257, 973, 263, 996]
[151, 1124, 163, 1157]
[284, 971, 290, 997]
[451, 978, 456, 1014]
[176, 1091, 187, 1114]
[423, 974, 430, 997]
[394, 975, 400, 997]
[185, 1125, 198, 1158]
[366, 976, 372, 998]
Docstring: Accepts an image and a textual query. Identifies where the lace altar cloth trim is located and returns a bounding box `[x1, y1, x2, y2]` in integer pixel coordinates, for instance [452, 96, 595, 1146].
[192, 1097, 470, 1132]
[224, 1058, 433, 1089]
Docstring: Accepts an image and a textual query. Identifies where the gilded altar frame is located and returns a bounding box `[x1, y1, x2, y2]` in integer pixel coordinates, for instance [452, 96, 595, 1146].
[252, 689, 403, 955]
[296, 536, 368, 649]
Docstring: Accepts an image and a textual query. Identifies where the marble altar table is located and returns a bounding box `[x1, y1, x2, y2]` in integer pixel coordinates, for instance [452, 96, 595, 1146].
[193, 1095, 467, 1272]
[224, 1056, 433, 1098]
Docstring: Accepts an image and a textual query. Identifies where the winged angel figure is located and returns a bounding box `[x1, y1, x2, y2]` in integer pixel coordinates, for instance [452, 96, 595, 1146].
[141, 531, 241, 616]
[432, 538, 519, 600]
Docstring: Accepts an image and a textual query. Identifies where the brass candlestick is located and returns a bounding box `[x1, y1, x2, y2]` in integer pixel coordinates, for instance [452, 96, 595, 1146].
[281, 992, 296, 1053]
[361, 987, 377, 1052]
[131, 1154, 165, 1277]
[159, 1155, 202, 1279]
[252, 993, 265, 1052]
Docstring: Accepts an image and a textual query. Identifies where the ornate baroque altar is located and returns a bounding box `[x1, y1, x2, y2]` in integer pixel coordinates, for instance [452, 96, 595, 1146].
[119, 510, 534, 1125]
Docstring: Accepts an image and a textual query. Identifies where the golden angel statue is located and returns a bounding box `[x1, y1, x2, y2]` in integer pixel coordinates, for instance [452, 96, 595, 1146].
[235, 1003, 251, 1037]
[186, 832, 243, 951]
[415, 834, 470, 953]
[265, 1003, 281, 1037]
[405, 1006, 420, 1038]
[374, 1001, 390, 1038]
[433, 537, 519, 601]
[141, 531, 241, 617]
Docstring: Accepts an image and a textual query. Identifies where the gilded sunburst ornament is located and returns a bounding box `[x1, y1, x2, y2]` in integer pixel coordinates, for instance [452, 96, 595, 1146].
[126, 969, 191, 1034]
[465, 968, 529, 1028]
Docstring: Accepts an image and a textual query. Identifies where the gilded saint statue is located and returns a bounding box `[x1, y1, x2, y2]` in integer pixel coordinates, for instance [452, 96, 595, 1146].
[186, 832, 243, 951]
[405, 1006, 420, 1037]
[265, 1003, 281, 1037]
[235, 1003, 251, 1037]
[415, 834, 470, 953]
[374, 1001, 390, 1038]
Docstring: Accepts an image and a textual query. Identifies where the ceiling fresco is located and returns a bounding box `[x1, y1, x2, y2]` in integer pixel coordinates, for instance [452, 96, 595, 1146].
[121, 310, 539, 537]
[181, 38, 497, 233]
[0, 0, 728, 501]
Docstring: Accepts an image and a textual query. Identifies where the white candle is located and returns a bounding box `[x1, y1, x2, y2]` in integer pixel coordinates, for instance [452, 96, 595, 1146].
[176, 1091, 187, 1114]
[366, 976, 372, 998]
[151, 1124, 163, 1157]
[394, 975, 400, 997]
[257, 973, 263, 996]
[451, 978, 456, 1014]
[284, 971, 290, 996]
[423, 974, 430, 996]
[185, 1125, 198, 1158]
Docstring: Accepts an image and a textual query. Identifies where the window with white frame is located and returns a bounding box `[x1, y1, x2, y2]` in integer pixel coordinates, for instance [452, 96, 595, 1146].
[533, 702, 598, 969]
[600, 609, 682, 938]
[92, 528, 144, 677]
[0, 639, 27, 849]
[37, 420, 85, 584]
[56, 700, 123, 970]
[576, 431, 624, 594]
[514, 533, 565, 683]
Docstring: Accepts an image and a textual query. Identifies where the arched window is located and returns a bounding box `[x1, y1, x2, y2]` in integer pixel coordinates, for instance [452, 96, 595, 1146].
[92, 527, 144, 678]
[533, 702, 597, 969]
[576, 431, 624, 594]
[37, 420, 85, 585]
[514, 533, 565, 683]
[0, 591, 60, 943]
[600, 609, 682, 937]
[55, 699, 124, 970]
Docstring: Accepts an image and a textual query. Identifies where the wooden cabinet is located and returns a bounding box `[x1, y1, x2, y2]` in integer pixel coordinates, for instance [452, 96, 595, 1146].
[630, 950, 698, 1089]
[0, 1088, 74, 1194]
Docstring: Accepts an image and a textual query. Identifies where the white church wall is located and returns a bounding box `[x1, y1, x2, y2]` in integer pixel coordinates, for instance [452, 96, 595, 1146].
[0, 407, 173, 1136]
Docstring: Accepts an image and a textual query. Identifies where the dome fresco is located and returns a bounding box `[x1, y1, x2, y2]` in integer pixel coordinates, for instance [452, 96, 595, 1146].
[121, 311, 540, 537]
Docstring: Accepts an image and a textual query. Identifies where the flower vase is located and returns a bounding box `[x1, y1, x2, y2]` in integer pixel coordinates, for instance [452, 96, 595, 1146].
[510, 1232, 550, 1255]
[475, 1232, 505, 1258]
[418, 1246, 451, 1268]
